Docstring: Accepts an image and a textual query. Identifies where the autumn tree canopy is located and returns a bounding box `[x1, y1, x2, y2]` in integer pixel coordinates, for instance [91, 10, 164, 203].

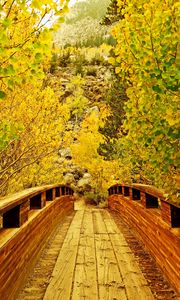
[102, 0, 179, 196]
[0, 0, 70, 195]
[0, 0, 179, 201]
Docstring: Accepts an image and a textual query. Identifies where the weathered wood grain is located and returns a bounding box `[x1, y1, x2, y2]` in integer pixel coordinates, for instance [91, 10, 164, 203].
[72, 208, 153, 300]
[0, 184, 74, 214]
[0, 196, 75, 300]
[71, 210, 98, 300]
[43, 210, 84, 300]
[108, 194, 180, 294]
[92, 209, 107, 234]
[161, 200, 172, 225]
[102, 210, 154, 300]
[42, 207, 155, 300]
[95, 233, 127, 300]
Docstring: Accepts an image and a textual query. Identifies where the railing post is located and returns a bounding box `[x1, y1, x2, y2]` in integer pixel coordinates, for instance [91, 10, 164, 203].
[122, 186, 125, 196]
[41, 192, 46, 208]
[19, 199, 30, 226]
[55, 187, 60, 198]
[52, 188, 56, 200]
[161, 200, 171, 226]
[113, 186, 117, 194]
[161, 200, 180, 228]
[0, 214, 2, 229]
[129, 187, 133, 200]
[141, 192, 146, 206]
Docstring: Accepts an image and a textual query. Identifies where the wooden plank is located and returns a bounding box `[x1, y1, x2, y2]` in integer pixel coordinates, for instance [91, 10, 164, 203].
[19, 200, 29, 226]
[80, 209, 94, 235]
[111, 236, 155, 300]
[101, 210, 120, 234]
[43, 210, 84, 300]
[95, 233, 127, 300]
[101, 210, 154, 300]
[107, 234, 154, 299]
[74, 198, 86, 211]
[92, 209, 107, 234]
[71, 209, 98, 300]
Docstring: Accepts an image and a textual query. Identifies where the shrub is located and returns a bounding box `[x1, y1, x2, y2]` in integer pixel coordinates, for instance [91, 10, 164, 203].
[90, 53, 105, 65]
[86, 66, 97, 76]
[59, 49, 71, 67]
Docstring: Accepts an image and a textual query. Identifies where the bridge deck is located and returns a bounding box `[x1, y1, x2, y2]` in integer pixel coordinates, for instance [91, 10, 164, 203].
[43, 207, 154, 300]
[16, 201, 178, 300]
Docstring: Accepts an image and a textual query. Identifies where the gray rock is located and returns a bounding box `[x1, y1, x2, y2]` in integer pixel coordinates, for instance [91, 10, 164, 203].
[77, 173, 92, 193]
[59, 148, 72, 160]
[86, 106, 100, 116]
[63, 173, 76, 185]
[83, 173, 91, 180]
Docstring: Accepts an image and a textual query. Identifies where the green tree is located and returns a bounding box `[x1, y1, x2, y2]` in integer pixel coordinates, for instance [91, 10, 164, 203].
[98, 74, 127, 160]
[102, 0, 123, 25]
[108, 0, 179, 196]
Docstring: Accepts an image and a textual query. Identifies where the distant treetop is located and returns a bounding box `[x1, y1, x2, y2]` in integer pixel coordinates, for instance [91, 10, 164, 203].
[102, 0, 124, 25]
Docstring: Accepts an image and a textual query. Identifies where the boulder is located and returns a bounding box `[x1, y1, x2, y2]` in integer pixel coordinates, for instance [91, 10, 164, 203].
[77, 173, 92, 193]
[63, 173, 76, 185]
[83, 173, 92, 180]
[86, 106, 100, 116]
[59, 148, 72, 160]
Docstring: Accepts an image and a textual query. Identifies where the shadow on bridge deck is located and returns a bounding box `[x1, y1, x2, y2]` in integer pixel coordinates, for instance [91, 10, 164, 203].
[16, 201, 178, 300]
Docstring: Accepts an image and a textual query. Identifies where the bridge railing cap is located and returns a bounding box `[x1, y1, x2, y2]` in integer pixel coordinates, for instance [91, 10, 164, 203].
[161, 198, 180, 209]
[108, 183, 165, 199]
[0, 184, 73, 214]
[131, 183, 165, 199]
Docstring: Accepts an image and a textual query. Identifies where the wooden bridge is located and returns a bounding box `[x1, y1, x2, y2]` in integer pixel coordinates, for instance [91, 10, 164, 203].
[0, 184, 179, 300]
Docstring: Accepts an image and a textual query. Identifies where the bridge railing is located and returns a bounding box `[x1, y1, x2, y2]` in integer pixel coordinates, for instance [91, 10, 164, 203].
[108, 183, 180, 228]
[108, 183, 180, 294]
[0, 184, 74, 229]
[0, 184, 75, 300]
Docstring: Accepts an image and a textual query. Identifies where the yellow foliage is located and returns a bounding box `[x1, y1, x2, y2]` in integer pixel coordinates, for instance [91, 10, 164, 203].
[71, 110, 121, 194]
[108, 0, 179, 195]
[0, 0, 71, 195]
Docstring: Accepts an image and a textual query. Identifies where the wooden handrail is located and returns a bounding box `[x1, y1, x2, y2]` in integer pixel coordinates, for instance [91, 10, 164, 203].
[108, 183, 180, 228]
[108, 183, 180, 294]
[108, 183, 165, 198]
[0, 184, 75, 300]
[0, 184, 74, 229]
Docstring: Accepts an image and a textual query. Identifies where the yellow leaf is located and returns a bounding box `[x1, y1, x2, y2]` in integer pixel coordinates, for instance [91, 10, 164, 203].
[115, 67, 121, 74]
[108, 57, 115, 65]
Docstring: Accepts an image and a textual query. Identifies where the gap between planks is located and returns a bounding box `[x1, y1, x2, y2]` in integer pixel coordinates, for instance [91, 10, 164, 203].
[43, 207, 154, 300]
[43, 210, 84, 300]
